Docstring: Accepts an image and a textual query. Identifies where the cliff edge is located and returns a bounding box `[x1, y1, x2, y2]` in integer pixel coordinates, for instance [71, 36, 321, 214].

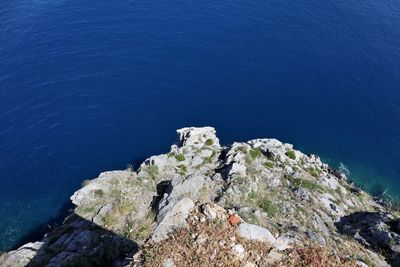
[1, 127, 399, 266]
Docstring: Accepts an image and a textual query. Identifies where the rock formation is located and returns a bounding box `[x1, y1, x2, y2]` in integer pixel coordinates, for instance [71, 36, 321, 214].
[1, 126, 398, 266]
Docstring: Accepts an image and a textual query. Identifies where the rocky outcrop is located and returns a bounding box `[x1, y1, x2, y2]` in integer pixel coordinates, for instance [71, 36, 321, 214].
[336, 212, 400, 266]
[0, 126, 397, 266]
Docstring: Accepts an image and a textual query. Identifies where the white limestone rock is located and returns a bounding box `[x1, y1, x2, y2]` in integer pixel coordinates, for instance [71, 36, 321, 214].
[177, 126, 220, 149]
[152, 198, 195, 242]
[237, 222, 276, 244]
[0, 242, 44, 267]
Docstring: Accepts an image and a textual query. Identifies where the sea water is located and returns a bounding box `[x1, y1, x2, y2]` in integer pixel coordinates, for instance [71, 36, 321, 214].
[1, 0, 400, 250]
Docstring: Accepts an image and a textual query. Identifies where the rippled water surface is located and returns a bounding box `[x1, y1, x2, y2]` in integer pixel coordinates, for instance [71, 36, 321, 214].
[1, 0, 400, 250]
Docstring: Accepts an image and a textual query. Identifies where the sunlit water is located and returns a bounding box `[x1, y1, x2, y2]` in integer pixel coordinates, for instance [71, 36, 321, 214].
[1, 0, 400, 250]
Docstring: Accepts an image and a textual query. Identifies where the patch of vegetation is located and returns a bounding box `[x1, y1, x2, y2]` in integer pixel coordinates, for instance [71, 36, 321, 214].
[305, 167, 322, 178]
[141, 212, 272, 266]
[205, 139, 214, 146]
[358, 257, 373, 267]
[247, 165, 261, 177]
[246, 191, 278, 217]
[131, 211, 156, 242]
[175, 154, 186, 161]
[263, 161, 274, 169]
[288, 176, 324, 192]
[258, 199, 278, 217]
[301, 180, 323, 191]
[117, 201, 135, 214]
[81, 179, 90, 187]
[237, 211, 259, 225]
[235, 176, 247, 185]
[285, 149, 296, 160]
[110, 189, 122, 199]
[102, 213, 117, 227]
[249, 148, 262, 160]
[77, 206, 96, 214]
[335, 187, 344, 198]
[357, 194, 365, 203]
[94, 189, 104, 197]
[297, 205, 307, 215]
[235, 146, 248, 154]
[202, 156, 213, 165]
[282, 244, 357, 266]
[248, 190, 258, 200]
[167, 152, 175, 158]
[178, 165, 187, 175]
[146, 165, 159, 179]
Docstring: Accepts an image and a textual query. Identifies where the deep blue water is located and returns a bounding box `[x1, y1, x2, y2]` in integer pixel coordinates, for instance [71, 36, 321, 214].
[1, 0, 400, 251]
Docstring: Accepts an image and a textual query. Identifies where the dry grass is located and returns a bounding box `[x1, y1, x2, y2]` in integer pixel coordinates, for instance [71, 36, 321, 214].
[137, 210, 272, 267]
[132, 207, 360, 267]
[282, 244, 358, 267]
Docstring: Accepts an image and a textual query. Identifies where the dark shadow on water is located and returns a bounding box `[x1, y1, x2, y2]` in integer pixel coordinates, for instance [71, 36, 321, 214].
[11, 201, 74, 251]
[5, 156, 150, 265]
[15, 214, 139, 267]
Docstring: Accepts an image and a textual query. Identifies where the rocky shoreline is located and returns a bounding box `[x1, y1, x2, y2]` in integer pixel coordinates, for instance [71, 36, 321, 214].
[1, 127, 399, 266]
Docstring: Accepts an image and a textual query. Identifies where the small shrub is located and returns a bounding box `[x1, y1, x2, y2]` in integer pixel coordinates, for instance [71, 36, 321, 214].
[237, 211, 259, 225]
[132, 211, 156, 241]
[305, 167, 321, 178]
[335, 187, 343, 197]
[178, 165, 187, 175]
[249, 148, 262, 160]
[78, 206, 96, 214]
[94, 189, 104, 197]
[263, 161, 274, 168]
[285, 150, 296, 160]
[288, 176, 324, 192]
[110, 189, 122, 199]
[205, 139, 214, 146]
[301, 180, 321, 191]
[258, 199, 278, 217]
[146, 165, 159, 179]
[102, 213, 116, 227]
[175, 154, 186, 161]
[248, 190, 258, 200]
[236, 146, 248, 154]
[202, 157, 212, 164]
[247, 165, 261, 177]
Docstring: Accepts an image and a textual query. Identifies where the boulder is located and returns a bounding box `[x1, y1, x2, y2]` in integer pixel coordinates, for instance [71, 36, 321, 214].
[237, 222, 276, 244]
[152, 198, 195, 242]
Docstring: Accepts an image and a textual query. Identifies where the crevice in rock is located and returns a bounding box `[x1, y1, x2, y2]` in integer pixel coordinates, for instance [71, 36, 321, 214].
[151, 180, 172, 219]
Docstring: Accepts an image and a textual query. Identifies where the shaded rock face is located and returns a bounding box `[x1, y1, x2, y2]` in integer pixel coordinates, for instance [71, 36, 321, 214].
[0, 126, 397, 267]
[0, 215, 137, 267]
[336, 212, 400, 266]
